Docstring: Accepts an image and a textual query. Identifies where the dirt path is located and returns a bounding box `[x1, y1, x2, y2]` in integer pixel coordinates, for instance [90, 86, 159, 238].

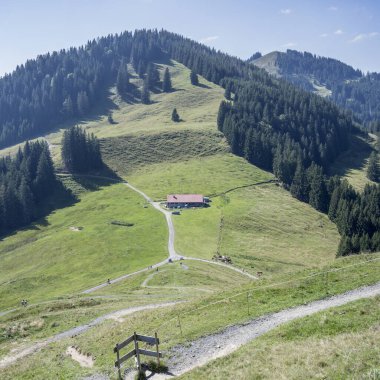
[59, 176, 256, 294]
[152, 281, 380, 378]
[0, 302, 180, 370]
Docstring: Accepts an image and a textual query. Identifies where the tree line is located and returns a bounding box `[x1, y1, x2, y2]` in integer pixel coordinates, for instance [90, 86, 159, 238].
[61, 126, 103, 172]
[0, 140, 56, 233]
[272, 49, 380, 130]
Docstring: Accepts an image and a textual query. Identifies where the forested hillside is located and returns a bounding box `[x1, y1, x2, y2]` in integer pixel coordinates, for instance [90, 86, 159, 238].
[1, 29, 379, 256]
[0, 140, 58, 234]
[251, 49, 380, 130]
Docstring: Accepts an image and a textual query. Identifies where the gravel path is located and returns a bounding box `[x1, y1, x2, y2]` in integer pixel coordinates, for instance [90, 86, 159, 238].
[161, 281, 380, 378]
[0, 302, 179, 370]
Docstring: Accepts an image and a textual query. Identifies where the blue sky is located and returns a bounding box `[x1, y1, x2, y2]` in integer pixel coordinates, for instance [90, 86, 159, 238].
[1, 0, 379, 76]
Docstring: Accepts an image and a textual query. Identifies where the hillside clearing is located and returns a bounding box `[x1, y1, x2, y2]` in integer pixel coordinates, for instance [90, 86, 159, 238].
[0, 182, 167, 310]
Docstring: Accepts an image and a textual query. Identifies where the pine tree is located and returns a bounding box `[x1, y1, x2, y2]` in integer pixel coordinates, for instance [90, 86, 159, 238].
[146, 63, 159, 89]
[19, 177, 34, 224]
[77, 91, 89, 116]
[162, 68, 172, 92]
[190, 70, 199, 86]
[308, 165, 328, 212]
[34, 148, 56, 201]
[116, 59, 130, 96]
[171, 108, 180, 122]
[290, 163, 309, 202]
[141, 80, 150, 104]
[337, 235, 352, 257]
[367, 151, 379, 182]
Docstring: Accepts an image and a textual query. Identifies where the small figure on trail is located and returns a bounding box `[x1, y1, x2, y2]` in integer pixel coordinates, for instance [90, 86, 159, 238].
[107, 278, 111, 284]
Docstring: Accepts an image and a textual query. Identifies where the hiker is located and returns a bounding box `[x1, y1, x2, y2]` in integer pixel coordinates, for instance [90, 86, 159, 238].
[107, 278, 111, 284]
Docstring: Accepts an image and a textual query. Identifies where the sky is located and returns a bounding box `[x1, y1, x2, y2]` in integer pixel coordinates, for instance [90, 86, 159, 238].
[1, 0, 379, 76]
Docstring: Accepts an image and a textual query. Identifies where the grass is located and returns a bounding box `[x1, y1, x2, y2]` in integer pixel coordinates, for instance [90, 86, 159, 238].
[174, 184, 340, 274]
[0, 181, 167, 310]
[0, 60, 224, 164]
[179, 296, 380, 380]
[128, 153, 274, 200]
[0, 253, 378, 379]
[329, 134, 377, 191]
[0, 59, 378, 379]
[100, 129, 228, 177]
[0, 260, 250, 359]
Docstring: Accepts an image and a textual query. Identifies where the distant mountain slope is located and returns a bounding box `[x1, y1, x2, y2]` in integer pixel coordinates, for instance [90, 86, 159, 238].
[251, 49, 380, 130]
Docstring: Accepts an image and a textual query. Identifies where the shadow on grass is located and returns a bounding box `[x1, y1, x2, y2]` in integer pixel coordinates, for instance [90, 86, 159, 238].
[0, 180, 77, 243]
[196, 83, 211, 90]
[69, 163, 123, 191]
[329, 133, 374, 178]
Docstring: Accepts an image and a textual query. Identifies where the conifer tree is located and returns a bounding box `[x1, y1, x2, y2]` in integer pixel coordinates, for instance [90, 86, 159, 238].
[171, 108, 180, 122]
[146, 63, 159, 89]
[141, 80, 150, 104]
[162, 68, 172, 92]
[367, 151, 379, 182]
[190, 69, 199, 85]
[116, 59, 130, 96]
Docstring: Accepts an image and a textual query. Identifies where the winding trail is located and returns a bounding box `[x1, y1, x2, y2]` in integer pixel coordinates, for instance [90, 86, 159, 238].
[0, 302, 180, 370]
[81, 179, 257, 294]
[137, 281, 380, 379]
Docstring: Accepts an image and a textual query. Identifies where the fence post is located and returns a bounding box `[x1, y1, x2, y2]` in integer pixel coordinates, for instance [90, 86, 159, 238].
[134, 332, 141, 372]
[155, 332, 160, 367]
[325, 272, 329, 296]
[246, 292, 250, 316]
[115, 343, 122, 380]
[177, 315, 183, 338]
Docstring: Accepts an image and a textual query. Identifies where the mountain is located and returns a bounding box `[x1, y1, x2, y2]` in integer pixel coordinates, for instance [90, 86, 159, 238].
[250, 49, 380, 130]
[0, 29, 380, 380]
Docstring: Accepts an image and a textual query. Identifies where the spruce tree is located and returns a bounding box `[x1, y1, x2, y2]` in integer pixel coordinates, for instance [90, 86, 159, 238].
[141, 81, 150, 104]
[116, 59, 130, 96]
[171, 108, 180, 122]
[367, 151, 379, 182]
[290, 163, 309, 202]
[146, 63, 159, 89]
[162, 68, 172, 92]
[190, 70, 199, 85]
[337, 235, 352, 257]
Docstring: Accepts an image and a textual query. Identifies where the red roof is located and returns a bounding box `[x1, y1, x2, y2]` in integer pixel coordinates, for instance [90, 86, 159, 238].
[167, 194, 204, 203]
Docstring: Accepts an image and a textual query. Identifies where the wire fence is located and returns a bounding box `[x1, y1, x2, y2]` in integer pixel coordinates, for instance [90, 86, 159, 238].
[150, 255, 380, 347]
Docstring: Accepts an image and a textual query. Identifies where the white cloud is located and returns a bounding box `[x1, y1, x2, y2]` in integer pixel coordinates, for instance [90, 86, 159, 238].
[282, 42, 297, 48]
[349, 32, 379, 43]
[328, 6, 338, 11]
[280, 9, 292, 15]
[320, 33, 328, 38]
[199, 36, 219, 43]
[334, 29, 344, 35]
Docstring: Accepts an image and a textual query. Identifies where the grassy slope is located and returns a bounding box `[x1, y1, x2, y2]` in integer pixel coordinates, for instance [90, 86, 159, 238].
[329, 134, 378, 191]
[0, 58, 378, 379]
[180, 296, 380, 380]
[1, 254, 379, 379]
[0, 181, 167, 310]
[175, 184, 339, 274]
[0, 260, 250, 358]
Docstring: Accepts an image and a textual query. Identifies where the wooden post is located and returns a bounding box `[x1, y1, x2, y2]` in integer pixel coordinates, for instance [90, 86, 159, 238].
[155, 332, 160, 367]
[115, 343, 122, 380]
[134, 332, 141, 372]
[177, 315, 183, 338]
[325, 272, 329, 296]
[247, 292, 250, 316]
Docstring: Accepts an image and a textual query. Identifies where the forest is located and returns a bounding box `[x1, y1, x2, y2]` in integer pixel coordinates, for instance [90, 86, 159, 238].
[274, 49, 380, 130]
[0, 29, 379, 255]
[0, 140, 57, 234]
